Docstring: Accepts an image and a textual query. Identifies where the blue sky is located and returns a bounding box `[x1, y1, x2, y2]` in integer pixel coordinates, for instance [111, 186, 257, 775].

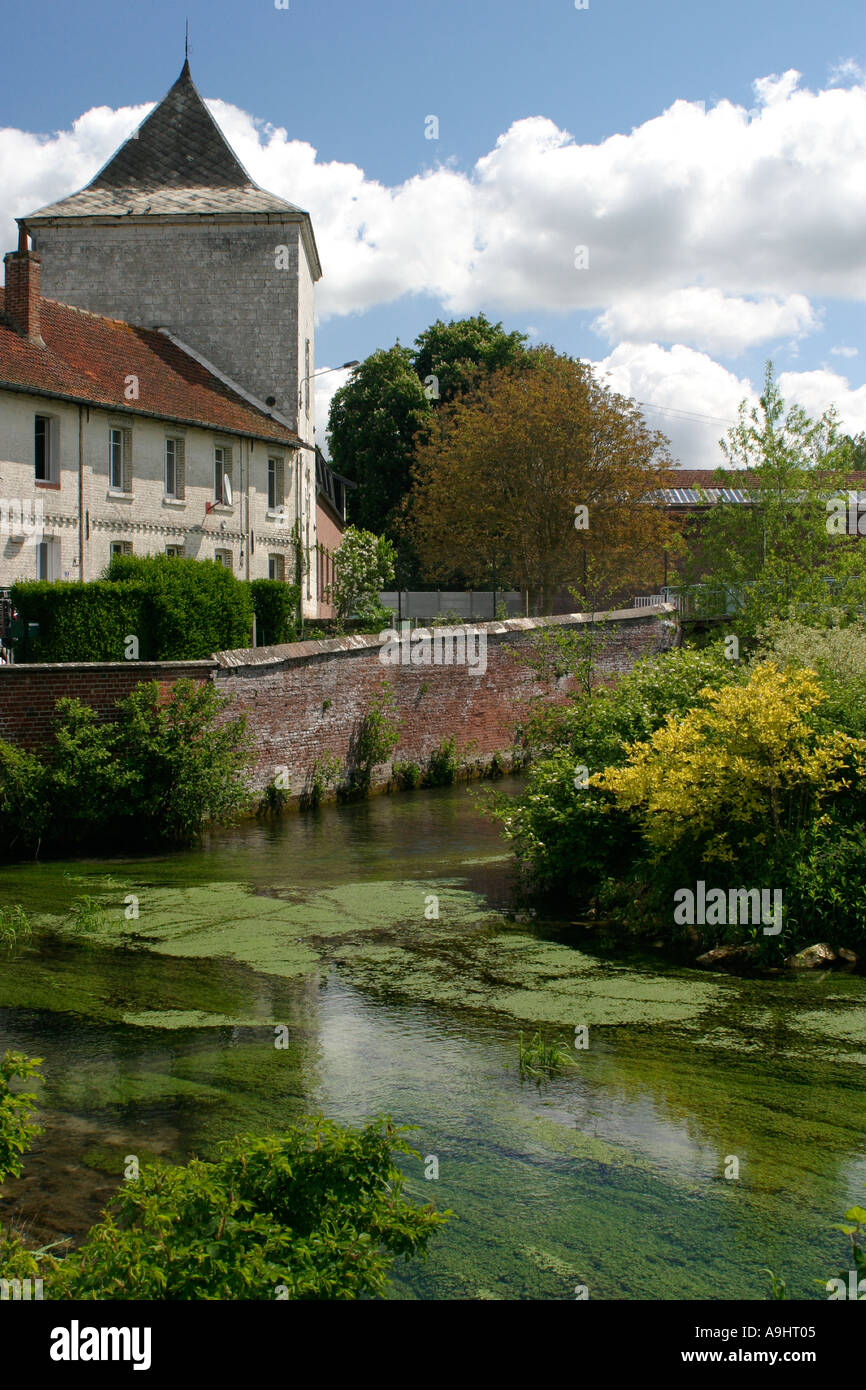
[2, 0, 865, 463]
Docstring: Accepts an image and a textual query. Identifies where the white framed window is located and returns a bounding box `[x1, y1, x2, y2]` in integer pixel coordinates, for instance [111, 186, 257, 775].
[34, 414, 59, 484]
[215, 548, 233, 569]
[267, 456, 284, 511]
[213, 445, 233, 504]
[165, 438, 185, 499]
[109, 427, 132, 492]
[35, 537, 60, 581]
[109, 540, 133, 559]
[165, 544, 184, 558]
[268, 553, 285, 581]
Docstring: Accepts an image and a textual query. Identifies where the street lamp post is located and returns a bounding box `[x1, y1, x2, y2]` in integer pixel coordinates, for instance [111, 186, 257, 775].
[297, 361, 360, 412]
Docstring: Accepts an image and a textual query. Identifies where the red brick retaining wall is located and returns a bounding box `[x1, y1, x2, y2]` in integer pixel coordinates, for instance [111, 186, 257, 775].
[0, 661, 215, 750]
[0, 608, 676, 796]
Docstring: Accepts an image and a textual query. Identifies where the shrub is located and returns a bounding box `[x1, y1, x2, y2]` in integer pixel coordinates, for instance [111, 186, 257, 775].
[106, 553, 253, 658]
[393, 759, 422, 790]
[331, 527, 396, 623]
[49, 698, 131, 845]
[0, 1059, 448, 1300]
[597, 664, 866, 871]
[0, 1052, 42, 1184]
[424, 737, 458, 787]
[0, 680, 252, 859]
[250, 579, 300, 647]
[301, 752, 345, 809]
[57, 1120, 445, 1300]
[258, 780, 290, 817]
[487, 751, 506, 778]
[117, 679, 252, 842]
[0, 741, 49, 854]
[10, 579, 145, 663]
[493, 750, 641, 899]
[348, 682, 401, 796]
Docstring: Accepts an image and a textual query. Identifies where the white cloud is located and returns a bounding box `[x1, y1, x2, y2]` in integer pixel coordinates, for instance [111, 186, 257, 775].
[593, 288, 817, 356]
[829, 58, 865, 86]
[589, 343, 752, 468]
[584, 346, 866, 467]
[778, 367, 866, 436]
[830, 345, 859, 357]
[3, 70, 866, 358]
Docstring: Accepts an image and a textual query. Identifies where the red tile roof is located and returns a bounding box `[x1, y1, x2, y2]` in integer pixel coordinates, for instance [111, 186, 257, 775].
[0, 287, 299, 445]
[669, 467, 866, 487]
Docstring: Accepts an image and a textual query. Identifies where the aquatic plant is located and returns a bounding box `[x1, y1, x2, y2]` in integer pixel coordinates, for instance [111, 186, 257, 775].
[518, 1029, 574, 1081]
[0, 904, 32, 954]
[69, 895, 110, 933]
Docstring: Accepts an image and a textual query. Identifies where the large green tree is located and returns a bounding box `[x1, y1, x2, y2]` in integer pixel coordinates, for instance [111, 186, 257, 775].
[327, 346, 432, 536]
[412, 313, 530, 405]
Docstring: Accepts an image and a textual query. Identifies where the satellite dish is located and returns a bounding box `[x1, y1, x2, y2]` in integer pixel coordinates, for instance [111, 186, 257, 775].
[223, 474, 233, 507]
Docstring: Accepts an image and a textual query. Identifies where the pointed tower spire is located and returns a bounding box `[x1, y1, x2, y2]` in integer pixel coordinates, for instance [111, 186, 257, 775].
[23, 61, 316, 252]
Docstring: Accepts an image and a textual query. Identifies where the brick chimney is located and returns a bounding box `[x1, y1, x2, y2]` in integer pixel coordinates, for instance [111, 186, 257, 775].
[3, 226, 44, 346]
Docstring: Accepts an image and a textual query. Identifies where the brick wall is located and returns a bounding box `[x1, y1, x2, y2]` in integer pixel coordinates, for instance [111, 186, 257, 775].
[215, 608, 676, 796]
[0, 660, 215, 750]
[0, 608, 676, 795]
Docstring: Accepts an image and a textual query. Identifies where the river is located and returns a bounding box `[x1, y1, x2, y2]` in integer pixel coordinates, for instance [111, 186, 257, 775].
[1, 775, 864, 1299]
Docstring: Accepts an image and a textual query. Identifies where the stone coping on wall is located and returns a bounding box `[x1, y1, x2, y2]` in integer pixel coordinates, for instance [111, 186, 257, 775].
[0, 606, 674, 673]
[214, 605, 676, 670]
[0, 658, 218, 674]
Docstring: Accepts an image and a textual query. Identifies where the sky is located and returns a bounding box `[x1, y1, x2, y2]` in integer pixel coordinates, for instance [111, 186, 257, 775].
[1, 0, 865, 466]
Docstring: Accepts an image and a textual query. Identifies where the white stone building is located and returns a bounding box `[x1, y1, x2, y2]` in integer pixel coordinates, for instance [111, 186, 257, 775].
[0, 60, 325, 612]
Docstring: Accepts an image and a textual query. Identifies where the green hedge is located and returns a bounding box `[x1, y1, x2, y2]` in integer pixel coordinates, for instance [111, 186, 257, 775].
[10, 581, 146, 663]
[12, 555, 256, 662]
[250, 579, 300, 646]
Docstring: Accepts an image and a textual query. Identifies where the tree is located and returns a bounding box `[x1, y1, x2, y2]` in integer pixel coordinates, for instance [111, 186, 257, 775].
[330, 525, 396, 622]
[412, 313, 530, 405]
[675, 364, 863, 634]
[407, 347, 676, 614]
[327, 347, 432, 536]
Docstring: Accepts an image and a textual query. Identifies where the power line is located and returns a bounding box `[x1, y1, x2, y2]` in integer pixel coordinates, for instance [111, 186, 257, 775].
[635, 400, 738, 427]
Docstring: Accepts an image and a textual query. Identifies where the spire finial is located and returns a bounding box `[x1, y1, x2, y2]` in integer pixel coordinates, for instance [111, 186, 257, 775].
[185, 19, 189, 61]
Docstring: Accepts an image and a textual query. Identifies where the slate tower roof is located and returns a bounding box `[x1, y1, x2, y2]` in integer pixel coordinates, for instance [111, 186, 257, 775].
[24, 60, 310, 223]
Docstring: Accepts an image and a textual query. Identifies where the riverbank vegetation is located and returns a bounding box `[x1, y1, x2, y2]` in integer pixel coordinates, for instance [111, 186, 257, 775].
[0, 1051, 447, 1300]
[0, 678, 250, 858]
[493, 623, 866, 961]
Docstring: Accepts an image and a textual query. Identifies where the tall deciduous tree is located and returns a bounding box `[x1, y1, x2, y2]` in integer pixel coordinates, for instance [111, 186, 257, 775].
[407, 348, 676, 614]
[327, 347, 432, 536]
[412, 314, 530, 405]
